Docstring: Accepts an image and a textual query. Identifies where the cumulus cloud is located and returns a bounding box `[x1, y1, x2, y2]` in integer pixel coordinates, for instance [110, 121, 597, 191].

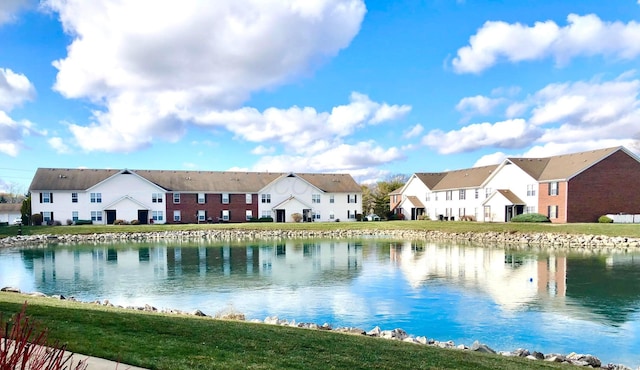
[43, 0, 366, 152]
[403, 124, 423, 139]
[433, 75, 640, 159]
[453, 14, 640, 73]
[0, 68, 37, 156]
[422, 119, 537, 154]
[0, 0, 30, 25]
[195, 92, 410, 154]
[48, 137, 72, 154]
[0, 68, 35, 111]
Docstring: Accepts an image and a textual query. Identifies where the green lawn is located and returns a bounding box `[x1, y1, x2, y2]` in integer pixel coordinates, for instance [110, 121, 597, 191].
[1, 220, 640, 239]
[0, 292, 568, 370]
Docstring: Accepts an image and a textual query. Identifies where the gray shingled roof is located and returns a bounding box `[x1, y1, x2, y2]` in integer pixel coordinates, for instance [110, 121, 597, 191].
[431, 165, 499, 191]
[29, 168, 361, 193]
[0, 203, 22, 212]
[508, 146, 622, 182]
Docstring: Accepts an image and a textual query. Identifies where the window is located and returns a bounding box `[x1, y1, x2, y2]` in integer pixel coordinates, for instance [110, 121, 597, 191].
[152, 193, 163, 203]
[549, 182, 559, 196]
[152, 211, 163, 221]
[434, 192, 439, 201]
[261, 210, 271, 218]
[525, 206, 536, 214]
[459, 208, 466, 217]
[312, 194, 321, 204]
[222, 193, 229, 204]
[198, 193, 206, 204]
[71, 193, 78, 203]
[347, 210, 356, 219]
[43, 211, 52, 222]
[314, 212, 321, 220]
[425, 192, 431, 202]
[485, 188, 492, 198]
[245, 210, 252, 221]
[445, 191, 453, 201]
[173, 193, 181, 204]
[329, 212, 335, 220]
[198, 210, 206, 222]
[41, 192, 52, 203]
[90, 193, 102, 203]
[261, 194, 271, 203]
[222, 210, 230, 221]
[329, 195, 335, 203]
[475, 189, 479, 199]
[173, 210, 181, 222]
[72, 211, 79, 221]
[548, 205, 558, 219]
[246, 194, 252, 204]
[91, 211, 103, 222]
[527, 184, 536, 197]
[347, 194, 358, 203]
[459, 190, 466, 200]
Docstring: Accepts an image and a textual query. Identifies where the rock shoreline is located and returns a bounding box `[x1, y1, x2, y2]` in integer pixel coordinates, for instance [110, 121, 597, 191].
[0, 287, 632, 370]
[2, 228, 640, 251]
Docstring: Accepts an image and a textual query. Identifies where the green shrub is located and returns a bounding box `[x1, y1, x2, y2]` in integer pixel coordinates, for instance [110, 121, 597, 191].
[74, 219, 93, 225]
[31, 213, 43, 225]
[598, 215, 613, 223]
[510, 213, 551, 223]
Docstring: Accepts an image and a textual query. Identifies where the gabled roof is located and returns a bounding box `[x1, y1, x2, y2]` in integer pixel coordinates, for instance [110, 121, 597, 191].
[495, 189, 525, 205]
[271, 195, 313, 210]
[403, 195, 425, 208]
[414, 172, 447, 189]
[431, 164, 499, 191]
[29, 168, 361, 193]
[508, 146, 624, 182]
[29, 168, 120, 191]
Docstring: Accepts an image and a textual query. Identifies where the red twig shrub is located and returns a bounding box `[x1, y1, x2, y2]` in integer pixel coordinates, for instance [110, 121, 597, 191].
[0, 302, 88, 370]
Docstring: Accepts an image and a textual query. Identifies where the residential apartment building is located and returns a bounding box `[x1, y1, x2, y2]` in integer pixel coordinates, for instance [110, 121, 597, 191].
[29, 169, 362, 225]
[392, 146, 640, 223]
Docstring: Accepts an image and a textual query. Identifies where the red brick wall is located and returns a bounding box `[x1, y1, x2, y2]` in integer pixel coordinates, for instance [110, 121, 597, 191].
[166, 193, 258, 223]
[566, 150, 640, 222]
[538, 182, 568, 223]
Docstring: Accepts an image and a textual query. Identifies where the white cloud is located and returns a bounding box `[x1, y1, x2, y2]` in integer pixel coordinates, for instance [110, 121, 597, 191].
[48, 137, 72, 154]
[474, 152, 508, 167]
[0, 68, 35, 111]
[44, 0, 366, 152]
[456, 95, 503, 118]
[195, 92, 410, 154]
[0, 0, 30, 25]
[422, 119, 537, 154]
[251, 145, 276, 155]
[403, 124, 423, 139]
[436, 75, 640, 157]
[453, 14, 640, 74]
[0, 111, 36, 157]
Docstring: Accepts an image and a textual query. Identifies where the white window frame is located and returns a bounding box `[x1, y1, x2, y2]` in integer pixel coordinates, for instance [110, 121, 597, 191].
[198, 210, 206, 222]
[90, 192, 102, 203]
[527, 184, 536, 197]
[246, 194, 252, 204]
[485, 188, 492, 198]
[246, 210, 252, 221]
[152, 211, 163, 221]
[42, 192, 51, 203]
[262, 194, 271, 203]
[72, 211, 79, 221]
[446, 191, 453, 201]
[459, 190, 466, 200]
[329, 195, 335, 204]
[198, 193, 206, 204]
[91, 210, 102, 222]
[312, 194, 321, 204]
[173, 210, 181, 222]
[548, 205, 558, 219]
[222, 193, 230, 204]
[152, 193, 163, 203]
[261, 210, 271, 218]
[43, 211, 52, 222]
[549, 182, 559, 196]
[71, 192, 78, 203]
[222, 210, 230, 221]
[173, 193, 181, 204]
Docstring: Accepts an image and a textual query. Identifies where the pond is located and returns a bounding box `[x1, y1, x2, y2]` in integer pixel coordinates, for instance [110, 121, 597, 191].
[1, 238, 639, 367]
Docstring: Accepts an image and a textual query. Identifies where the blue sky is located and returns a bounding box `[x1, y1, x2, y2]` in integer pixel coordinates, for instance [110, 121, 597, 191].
[1, 0, 640, 193]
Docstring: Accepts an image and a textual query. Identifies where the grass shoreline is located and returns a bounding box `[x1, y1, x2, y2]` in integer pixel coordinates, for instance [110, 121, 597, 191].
[0, 292, 572, 370]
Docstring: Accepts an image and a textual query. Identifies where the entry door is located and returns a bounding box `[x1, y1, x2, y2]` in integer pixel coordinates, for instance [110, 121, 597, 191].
[505, 206, 513, 222]
[138, 210, 149, 224]
[276, 209, 286, 223]
[106, 210, 117, 225]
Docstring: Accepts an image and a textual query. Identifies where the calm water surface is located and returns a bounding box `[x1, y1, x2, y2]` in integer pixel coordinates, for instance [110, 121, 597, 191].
[1, 238, 639, 367]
